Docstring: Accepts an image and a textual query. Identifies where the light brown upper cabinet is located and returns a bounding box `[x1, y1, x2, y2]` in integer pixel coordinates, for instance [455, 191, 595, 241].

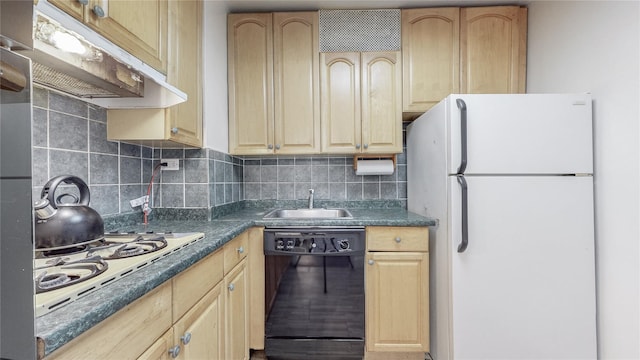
[49, 0, 168, 73]
[321, 51, 402, 154]
[228, 12, 320, 155]
[107, 0, 202, 148]
[402, 6, 527, 115]
[460, 6, 527, 94]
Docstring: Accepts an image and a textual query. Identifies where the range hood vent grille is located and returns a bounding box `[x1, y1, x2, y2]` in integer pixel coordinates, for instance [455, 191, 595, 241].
[33, 62, 119, 98]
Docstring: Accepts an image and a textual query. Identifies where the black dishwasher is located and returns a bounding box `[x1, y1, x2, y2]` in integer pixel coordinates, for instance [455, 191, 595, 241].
[264, 227, 365, 359]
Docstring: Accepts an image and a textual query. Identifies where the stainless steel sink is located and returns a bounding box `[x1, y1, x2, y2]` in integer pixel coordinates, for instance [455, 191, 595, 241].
[263, 208, 353, 219]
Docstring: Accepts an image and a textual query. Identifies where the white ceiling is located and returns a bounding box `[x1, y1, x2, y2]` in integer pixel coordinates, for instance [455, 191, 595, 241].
[224, 0, 531, 12]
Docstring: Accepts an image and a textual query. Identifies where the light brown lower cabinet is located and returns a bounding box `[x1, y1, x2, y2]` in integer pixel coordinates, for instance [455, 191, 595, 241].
[225, 259, 249, 360]
[365, 227, 430, 358]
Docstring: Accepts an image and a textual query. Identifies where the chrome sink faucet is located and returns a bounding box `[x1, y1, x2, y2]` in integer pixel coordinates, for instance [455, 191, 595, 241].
[308, 189, 314, 209]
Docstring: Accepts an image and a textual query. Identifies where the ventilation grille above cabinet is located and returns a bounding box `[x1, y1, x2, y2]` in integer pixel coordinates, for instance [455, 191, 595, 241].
[319, 9, 401, 52]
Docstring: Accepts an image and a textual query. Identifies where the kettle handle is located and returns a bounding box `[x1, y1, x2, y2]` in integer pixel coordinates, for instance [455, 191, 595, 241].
[41, 175, 91, 209]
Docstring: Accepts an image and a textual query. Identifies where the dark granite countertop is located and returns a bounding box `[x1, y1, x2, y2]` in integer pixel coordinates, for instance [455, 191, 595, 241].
[36, 205, 435, 357]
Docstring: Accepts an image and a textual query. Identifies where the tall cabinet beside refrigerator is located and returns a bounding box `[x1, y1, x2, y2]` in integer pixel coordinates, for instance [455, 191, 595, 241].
[407, 94, 596, 359]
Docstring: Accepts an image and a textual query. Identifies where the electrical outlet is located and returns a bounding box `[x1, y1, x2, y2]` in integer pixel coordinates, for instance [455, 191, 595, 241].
[129, 195, 148, 208]
[161, 158, 179, 170]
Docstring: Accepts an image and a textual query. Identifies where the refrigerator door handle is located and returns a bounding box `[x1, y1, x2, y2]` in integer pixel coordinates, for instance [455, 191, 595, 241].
[456, 98, 468, 174]
[456, 174, 469, 253]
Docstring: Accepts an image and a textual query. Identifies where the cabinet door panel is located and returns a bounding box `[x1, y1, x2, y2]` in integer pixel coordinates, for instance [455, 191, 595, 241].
[366, 252, 429, 352]
[273, 12, 320, 154]
[174, 283, 225, 360]
[361, 51, 402, 153]
[225, 260, 248, 360]
[460, 6, 527, 94]
[321, 52, 361, 154]
[402, 8, 459, 113]
[228, 13, 274, 155]
[166, 0, 202, 147]
[87, 0, 167, 72]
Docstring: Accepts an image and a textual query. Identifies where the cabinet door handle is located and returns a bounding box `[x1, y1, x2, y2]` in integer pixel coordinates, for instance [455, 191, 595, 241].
[92, 5, 105, 17]
[168, 345, 181, 358]
[355, 143, 361, 149]
[228, 283, 235, 291]
[363, 143, 369, 149]
[368, 259, 374, 265]
[171, 127, 179, 134]
[181, 332, 192, 345]
[394, 237, 401, 243]
[268, 144, 273, 150]
[237, 246, 244, 254]
[275, 144, 281, 150]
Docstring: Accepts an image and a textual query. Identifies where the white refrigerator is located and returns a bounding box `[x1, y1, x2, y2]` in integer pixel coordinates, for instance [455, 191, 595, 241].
[407, 94, 597, 360]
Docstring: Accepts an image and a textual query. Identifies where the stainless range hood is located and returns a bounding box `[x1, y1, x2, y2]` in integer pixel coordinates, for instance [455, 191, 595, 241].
[16, 1, 186, 109]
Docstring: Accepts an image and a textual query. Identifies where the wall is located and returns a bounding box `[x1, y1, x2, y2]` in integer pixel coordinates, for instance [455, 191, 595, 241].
[31, 87, 243, 217]
[527, 2, 639, 358]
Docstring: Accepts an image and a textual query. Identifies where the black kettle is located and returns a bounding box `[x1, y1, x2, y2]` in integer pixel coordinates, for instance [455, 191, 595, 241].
[34, 175, 104, 249]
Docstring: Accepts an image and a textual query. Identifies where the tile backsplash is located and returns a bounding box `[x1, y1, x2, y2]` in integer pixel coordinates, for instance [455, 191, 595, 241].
[32, 87, 407, 217]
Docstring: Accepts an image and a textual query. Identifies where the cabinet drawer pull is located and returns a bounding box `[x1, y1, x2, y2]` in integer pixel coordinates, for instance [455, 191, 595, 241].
[92, 5, 105, 17]
[237, 246, 244, 254]
[181, 332, 192, 345]
[394, 237, 401, 243]
[168, 345, 181, 358]
[228, 283, 235, 291]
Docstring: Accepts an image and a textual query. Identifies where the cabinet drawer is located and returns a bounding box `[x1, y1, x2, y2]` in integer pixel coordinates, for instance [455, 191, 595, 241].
[172, 250, 224, 321]
[366, 227, 429, 252]
[224, 232, 249, 275]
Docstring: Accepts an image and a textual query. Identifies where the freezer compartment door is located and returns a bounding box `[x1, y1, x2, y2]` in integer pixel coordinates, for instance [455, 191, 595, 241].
[448, 175, 596, 359]
[447, 94, 593, 175]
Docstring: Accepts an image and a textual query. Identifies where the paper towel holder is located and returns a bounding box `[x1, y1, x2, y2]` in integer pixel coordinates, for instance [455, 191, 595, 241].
[352, 154, 397, 171]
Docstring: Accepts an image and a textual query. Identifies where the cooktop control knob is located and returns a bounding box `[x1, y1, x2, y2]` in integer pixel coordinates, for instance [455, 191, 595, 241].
[337, 239, 350, 251]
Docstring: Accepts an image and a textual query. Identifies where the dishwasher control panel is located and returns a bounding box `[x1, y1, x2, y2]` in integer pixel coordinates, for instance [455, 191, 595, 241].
[263, 227, 365, 256]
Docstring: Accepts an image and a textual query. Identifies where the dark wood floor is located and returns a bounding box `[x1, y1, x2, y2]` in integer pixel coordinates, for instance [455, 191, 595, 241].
[264, 255, 365, 359]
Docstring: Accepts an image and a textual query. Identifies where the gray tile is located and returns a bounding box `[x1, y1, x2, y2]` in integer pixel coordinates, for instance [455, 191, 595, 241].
[215, 184, 224, 205]
[277, 165, 295, 183]
[120, 143, 141, 157]
[214, 150, 225, 161]
[294, 165, 311, 183]
[89, 105, 107, 122]
[380, 171, 397, 182]
[345, 167, 360, 182]
[261, 183, 277, 200]
[224, 184, 232, 203]
[261, 165, 277, 182]
[121, 184, 144, 212]
[89, 185, 120, 215]
[32, 148, 48, 187]
[49, 91, 87, 118]
[214, 161, 225, 183]
[33, 86, 48, 108]
[277, 183, 295, 200]
[363, 183, 380, 200]
[245, 159, 260, 166]
[311, 165, 328, 183]
[120, 157, 141, 184]
[232, 183, 240, 202]
[90, 154, 118, 184]
[363, 175, 380, 183]
[295, 157, 312, 165]
[329, 157, 346, 165]
[185, 184, 208, 207]
[244, 165, 260, 182]
[185, 149, 207, 158]
[161, 184, 184, 207]
[184, 159, 208, 183]
[398, 182, 407, 199]
[224, 162, 233, 182]
[208, 160, 215, 184]
[346, 183, 362, 200]
[143, 160, 161, 188]
[381, 182, 398, 199]
[233, 165, 243, 183]
[312, 157, 328, 165]
[89, 121, 118, 155]
[295, 182, 312, 199]
[239, 182, 244, 200]
[141, 146, 153, 159]
[209, 184, 216, 206]
[261, 158, 277, 165]
[162, 149, 183, 158]
[245, 183, 261, 200]
[396, 151, 406, 165]
[32, 108, 47, 147]
[329, 183, 346, 200]
[49, 150, 88, 181]
[278, 158, 294, 165]
[397, 165, 407, 181]
[160, 162, 184, 184]
[329, 165, 346, 182]
[310, 182, 329, 200]
[224, 154, 232, 163]
[49, 111, 87, 151]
